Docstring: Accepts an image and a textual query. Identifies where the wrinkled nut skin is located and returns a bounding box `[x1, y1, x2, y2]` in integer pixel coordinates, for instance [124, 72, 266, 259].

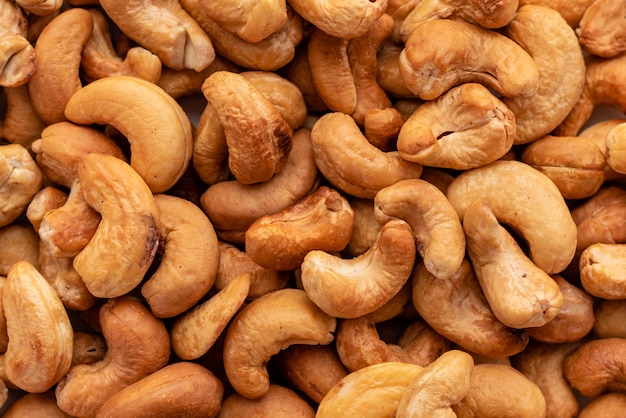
[0, 144, 43, 228]
[245, 186, 354, 271]
[56, 297, 171, 417]
[223, 288, 336, 399]
[26, 186, 68, 232]
[397, 83, 516, 170]
[594, 299, 626, 339]
[399, 18, 539, 101]
[96, 362, 224, 418]
[300, 219, 416, 319]
[0, 0, 36, 88]
[563, 337, 626, 398]
[73, 154, 159, 299]
[578, 392, 626, 418]
[578, 0, 626, 58]
[64, 75, 193, 193]
[4, 261, 73, 393]
[0, 224, 40, 276]
[579, 243, 626, 299]
[218, 384, 315, 418]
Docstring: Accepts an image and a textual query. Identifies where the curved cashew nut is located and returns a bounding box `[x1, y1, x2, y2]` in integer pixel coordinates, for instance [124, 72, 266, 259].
[578, 0, 626, 58]
[396, 350, 474, 418]
[64, 75, 193, 193]
[517, 0, 595, 28]
[100, 0, 215, 71]
[606, 122, 626, 174]
[397, 83, 516, 170]
[310, 112, 422, 199]
[446, 160, 577, 275]
[502, 5, 586, 145]
[399, 18, 539, 100]
[374, 178, 465, 280]
[73, 154, 159, 299]
[300, 219, 416, 318]
[219, 384, 315, 417]
[579, 243, 626, 299]
[223, 288, 336, 399]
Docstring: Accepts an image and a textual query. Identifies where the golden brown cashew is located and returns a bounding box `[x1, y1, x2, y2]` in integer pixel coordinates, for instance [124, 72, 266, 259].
[0, 0, 36, 88]
[363, 107, 406, 151]
[219, 384, 315, 417]
[399, 18, 539, 100]
[578, 0, 626, 58]
[347, 198, 381, 256]
[502, 5, 585, 145]
[579, 243, 626, 299]
[594, 299, 626, 338]
[396, 350, 474, 418]
[73, 154, 159, 299]
[96, 362, 224, 418]
[223, 288, 336, 399]
[1, 85, 46, 149]
[446, 160, 578, 275]
[412, 259, 530, 359]
[397, 83, 515, 170]
[0, 224, 39, 275]
[518, 0, 595, 28]
[3, 261, 73, 393]
[100, 0, 214, 71]
[64, 75, 193, 193]
[578, 392, 626, 418]
[2, 392, 69, 417]
[376, 41, 416, 98]
[563, 337, 626, 398]
[606, 122, 626, 174]
[316, 362, 424, 417]
[301, 219, 416, 318]
[71, 331, 106, 367]
[55, 297, 171, 417]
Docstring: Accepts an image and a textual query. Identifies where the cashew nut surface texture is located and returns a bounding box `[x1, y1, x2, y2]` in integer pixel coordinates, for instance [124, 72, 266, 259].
[577, 0, 626, 58]
[1, 85, 46, 148]
[223, 288, 336, 399]
[579, 242, 626, 299]
[606, 122, 626, 174]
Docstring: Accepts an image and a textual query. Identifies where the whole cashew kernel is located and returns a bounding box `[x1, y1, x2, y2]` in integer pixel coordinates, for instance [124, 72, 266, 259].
[0, 0, 36, 88]
[218, 384, 315, 417]
[579, 243, 626, 299]
[577, 0, 626, 58]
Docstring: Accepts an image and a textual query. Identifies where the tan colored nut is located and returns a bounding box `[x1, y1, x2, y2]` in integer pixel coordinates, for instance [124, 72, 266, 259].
[347, 198, 381, 256]
[218, 384, 315, 417]
[397, 83, 515, 170]
[214, 241, 290, 299]
[399, 18, 539, 100]
[563, 337, 626, 398]
[502, 5, 585, 145]
[365, 279, 413, 323]
[310, 112, 422, 199]
[518, 0, 595, 28]
[100, 0, 214, 71]
[28, 7, 92, 125]
[386, 0, 421, 43]
[452, 363, 547, 418]
[0, 0, 36, 87]
[96, 362, 224, 418]
[171, 272, 250, 360]
[594, 299, 626, 338]
[245, 186, 354, 271]
[0, 143, 43, 228]
[141, 194, 219, 318]
[55, 297, 171, 417]
[374, 178, 465, 280]
[526, 275, 595, 343]
[71, 331, 106, 367]
[200, 128, 320, 241]
[80, 8, 162, 84]
[521, 134, 606, 199]
[578, 0, 626, 58]
[3, 392, 71, 418]
[606, 122, 626, 174]
[16, 0, 61, 16]
[316, 362, 424, 417]
[26, 186, 67, 232]
[446, 160, 578, 275]
[4, 261, 73, 393]
[578, 392, 626, 418]
[0, 277, 7, 353]
[412, 259, 530, 359]
[73, 153, 159, 298]
[285, 44, 330, 113]
[223, 288, 336, 399]
[301, 219, 416, 318]
[288, 0, 389, 39]
[0, 224, 39, 275]
[376, 41, 416, 99]
[64, 75, 193, 193]
[577, 118, 626, 183]
[275, 344, 349, 404]
[336, 316, 450, 372]
[1, 85, 46, 148]
[396, 350, 474, 418]
[579, 243, 626, 299]
[511, 340, 582, 418]
[363, 107, 405, 152]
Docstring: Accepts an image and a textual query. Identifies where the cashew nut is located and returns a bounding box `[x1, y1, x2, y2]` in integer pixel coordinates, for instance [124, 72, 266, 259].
[1, 85, 45, 148]
[578, 392, 626, 418]
[579, 119, 626, 182]
[0, 224, 39, 275]
[347, 197, 381, 256]
[2, 392, 68, 417]
[518, 0, 595, 28]
[219, 384, 315, 417]
[606, 121, 626, 174]
[594, 299, 626, 339]
[577, 0, 626, 58]
[579, 243, 626, 299]
[71, 331, 106, 367]
[0, 0, 36, 88]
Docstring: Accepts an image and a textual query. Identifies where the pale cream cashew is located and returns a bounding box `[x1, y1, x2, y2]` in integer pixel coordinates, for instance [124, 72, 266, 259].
[219, 384, 315, 417]
[0, 0, 36, 88]
[605, 122, 626, 174]
[578, 0, 626, 58]
[579, 243, 626, 299]
[300, 219, 416, 318]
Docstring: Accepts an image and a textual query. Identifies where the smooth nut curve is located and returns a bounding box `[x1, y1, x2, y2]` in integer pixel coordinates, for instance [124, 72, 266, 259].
[579, 243, 626, 299]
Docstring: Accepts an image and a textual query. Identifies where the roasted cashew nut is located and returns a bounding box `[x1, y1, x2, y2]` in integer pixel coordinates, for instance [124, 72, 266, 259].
[1, 85, 46, 149]
[578, 392, 626, 418]
[606, 122, 626, 174]
[579, 243, 626, 299]
[219, 384, 315, 417]
[0, 0, 36, 88]
[577, 0, 626, 58]
[594, 299, 626, 338]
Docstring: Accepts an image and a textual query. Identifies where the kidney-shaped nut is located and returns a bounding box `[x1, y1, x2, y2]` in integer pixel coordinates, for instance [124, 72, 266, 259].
[245, 186, 354, 271]
[310, 112, 422, 199]
[396, 350, 474, 418]
[502, 5, 585, 145]
[300, 219, 416, 318]
[64, 75, 193, 193]
[96, 362, 223, 418]
[397, 83, 515, 170]
[563, 337, 626, 398]
[399, 18, 539, 101]
[316, 361, 424, 418]
[55, 297, 171, 418]
[446, 159, 578, 275]
[219, 384, 315, 418]
[579, 243, 626, 299]
[141, 194, 219, 318]
[3, 261, 73, 393]
[73, 154, 159, 299]
[578, 0, 626, 58]
[0, 143, 43, 228]
[374, 178, 465, 280]
[606, 122, 626, 174]
[223, 288, 336, 399]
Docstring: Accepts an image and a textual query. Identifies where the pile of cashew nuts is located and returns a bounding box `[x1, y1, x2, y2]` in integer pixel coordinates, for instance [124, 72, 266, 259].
[1, 0, 626, 416]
